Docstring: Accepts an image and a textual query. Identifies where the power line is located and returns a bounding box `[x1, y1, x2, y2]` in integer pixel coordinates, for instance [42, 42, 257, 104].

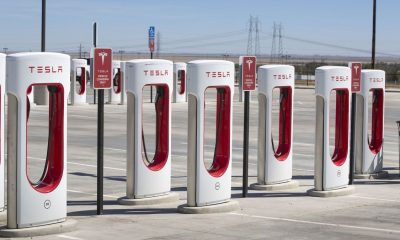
[162, 37, 248, 51]
[114, 29, 246, 50]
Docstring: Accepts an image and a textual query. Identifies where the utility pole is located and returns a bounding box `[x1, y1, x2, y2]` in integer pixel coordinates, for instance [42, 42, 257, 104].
[2, 48, 8, 54]
[79, 43, 82, 58]
[371, 0, 377, 69]
[34, 0, 49, 105]
[41, 0, 46, 52]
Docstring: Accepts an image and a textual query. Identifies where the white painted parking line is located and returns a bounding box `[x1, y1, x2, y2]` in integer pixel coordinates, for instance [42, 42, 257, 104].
[229, 212, 400, 234]
[69, 114, 97, 120]
[67, 189, 119, 199]
[57, 234, 84, 240]
[105, 147, 126, 152]
[294, 153, 313, 157]
[294, 142, 314, 147]
[68, 162, 125, 171]
[350, 195, 400, 203]
[28, 155, 126, 171]
[293, 168, 314, 172]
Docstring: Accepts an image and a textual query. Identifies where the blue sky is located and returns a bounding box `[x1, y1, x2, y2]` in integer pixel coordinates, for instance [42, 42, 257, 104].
[0, 0, 398, 57]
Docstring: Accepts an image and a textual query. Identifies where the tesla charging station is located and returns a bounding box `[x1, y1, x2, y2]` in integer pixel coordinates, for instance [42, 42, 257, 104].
[6, 52, 70, 229]
[108, 60, 122, 104]
[354, 70, 386, 178]
[173, 62, 187, 103]
[70, 59, 88, 105]
[0, 54, 5, 213]
[118, 59, 179, 205]
[178, 60, 239, 213]
[251, 65, 298, 191]
[309, 66, 354, 197]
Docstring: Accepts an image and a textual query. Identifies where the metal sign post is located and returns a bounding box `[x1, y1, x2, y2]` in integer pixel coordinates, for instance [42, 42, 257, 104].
[348, 62, 362, 185]
[92, 48, 113, 215]
[397, 121, 400, 177]
[240, 56, 256, 197]
[93, 22, 97, 104]
[149, 26, 155, 103]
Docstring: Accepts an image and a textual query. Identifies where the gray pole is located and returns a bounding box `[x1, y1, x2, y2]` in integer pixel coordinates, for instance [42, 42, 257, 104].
[93, 22, 97, 104]
[41, 0, 46, 52]
[371, 0, 376, 69]
[34, 0, 49, 105]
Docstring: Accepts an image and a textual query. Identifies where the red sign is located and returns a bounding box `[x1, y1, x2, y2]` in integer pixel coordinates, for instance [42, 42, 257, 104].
[93, 48, 113, 89]
[149, 39, 155, 53]
[349, 62, 362, 92]
[241, 56, 257, 91]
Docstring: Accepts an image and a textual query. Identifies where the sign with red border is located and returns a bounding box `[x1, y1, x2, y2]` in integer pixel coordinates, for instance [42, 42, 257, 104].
[348, 62, 362, 92]
[241, 56, 257, 91]
[92, 48, 113, 89]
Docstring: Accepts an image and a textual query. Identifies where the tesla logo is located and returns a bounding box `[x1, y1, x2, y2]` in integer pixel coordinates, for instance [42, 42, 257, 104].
[337, 170, 341, 177]
[353, 65, 360, 75]
[206, 71, 231, 78]
[29, 66, 63, 74]
[144, 70, 169, 76]
[246, 59, 253, 70]
[44, 200, 51, 209]
[215, 182, 220, 190]
[273, 74, 292, 80]
[330, 75, 349, 82]
[369, 77, 383, 82]
[98, 51, 108, 65]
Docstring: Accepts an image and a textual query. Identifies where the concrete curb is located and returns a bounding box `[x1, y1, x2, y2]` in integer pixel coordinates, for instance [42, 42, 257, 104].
[177, 201, 239, 214]
[250, 180, 299, 191]
[118, 192, 180, 206]
[354, 171, 389, 179]
[307, 186, 355, 197]
[0, 219, 77, 238]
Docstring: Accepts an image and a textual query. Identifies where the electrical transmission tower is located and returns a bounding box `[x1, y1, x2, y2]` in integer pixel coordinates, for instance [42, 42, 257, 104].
[156, 31, 161, 58]
[270, 22, 284, 63]
[246, 16, 253, 55]
[246, 16, 261, 56]
[278, 23, 284, 63]
[270, 22, 277, 62]
[254, 17, 260, 57]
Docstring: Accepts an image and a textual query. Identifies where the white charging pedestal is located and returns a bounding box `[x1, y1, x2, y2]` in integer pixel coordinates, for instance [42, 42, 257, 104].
[173, 62, 187, 103]
[1, 52, 76, 237]
[354, 70, 387, 179]
[70, 59, 88, 105]
[118, 59, 179, 206]
[308, 66, 355, 197]
[251, 65, 299, 191]
[178, 60, 239, 214]
[107, 60, 122, 104]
